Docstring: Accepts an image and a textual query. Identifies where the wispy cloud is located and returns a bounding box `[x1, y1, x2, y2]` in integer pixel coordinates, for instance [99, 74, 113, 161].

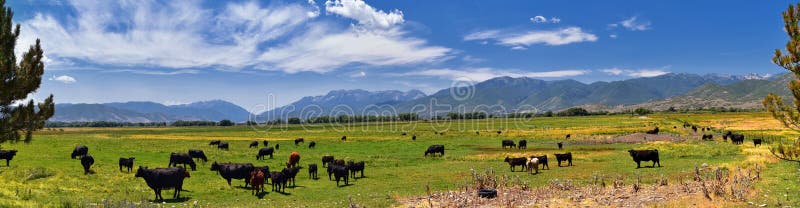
[350, 71, 367, 77]
[609, 16, 651, 31]
[49, 75, 76, 84]
[530, 16, 561, 24]
[465, 27, 597, 48]
[107, 69, 201, 75]
[324, 0, 404, 29]
[601, 67, 669, 77]
[397, 68, 590, 82]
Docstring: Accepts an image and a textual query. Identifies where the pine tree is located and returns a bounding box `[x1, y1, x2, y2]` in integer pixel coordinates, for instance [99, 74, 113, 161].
[0, 0, 54, 143]
[764, 3, 800, 163]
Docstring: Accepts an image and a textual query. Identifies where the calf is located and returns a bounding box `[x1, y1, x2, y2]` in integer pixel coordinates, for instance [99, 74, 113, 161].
[628, 149, 661, 168]
[501, 140, 516, 149]
[262, 140, 269, 147]
[269, 171, 286, 192]
[210, 162, 254, 187]
[530, 155, 549, 170]
[254, 165, 270, 182]
[81, 155, 95, 175]
[412, 135, 416, 141]
[308, 163, 318, 179]
[249, 141, 259, 148]
[645, 127, 659, 135]
[504, 157, 527, 172]
[256, 147, 274, 160]
[557, 142, 563, 150]
[217, 142, 229, 150]
[341, 136, 347, 141]
[753, 138, 762, 147]
[250, 169, 265, 195]
[517, 140, 527, 149]
[0, 150, 17, 166]
[209, 140, 221, 146]
[322, 155, 335, 167]
[424, 145, 444, 157]
[71, 145, 88, 159]
[287, 152, 301, 168]
[294, 138, 305, 145]
[188, 149, 208, 162]
[554, 152, 573, 167]
[169, 153, 197, 171]
[309, 141, 316, 149]
[702, 134, 713, 141]
[135, 166, 190, 201]
[275, 144, 280, 150]
[347, 161, 365, 179]
[526, 157, 539, 174]
[119, 157, 135, 172]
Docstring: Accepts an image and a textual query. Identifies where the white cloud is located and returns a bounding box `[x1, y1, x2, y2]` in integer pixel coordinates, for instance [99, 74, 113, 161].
[398, 68, 590, 82]
[530, 16, 561, 24]
[600, 67, 669, 77]
[609, 34, 618, 39]
[107, 69, 201, 75]
[465, 27, 597, 48]
[610, 16, 651, 31]
[350, 71, 367, 77]
[18, 0, 448, 74]
[49, 75, 76, 84]
[324, 0, 404, 29]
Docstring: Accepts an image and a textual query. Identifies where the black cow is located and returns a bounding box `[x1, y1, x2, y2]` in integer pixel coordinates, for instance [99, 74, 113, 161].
[210, 162, 254, 187]
[188, 149, 208, 162]
[327, 160, 346, 180]
[331, 164, 349, 186]
[81, 155, 95, 175]
[135, 166, 190, 201]
[294, 138, 305, 145]
[341, 136, 347, 141]
[275, 144, 280, 150]
[517, 140, 527, 149]
[269, 171, 286, 192]
[217, 142, 229, 150]
[753, 138, 762, 147]
[401, 132, 407, 136]
[501, 140, 516, 149]
[168, 153, 197, 171]
[309, 141, 316, 149]
[504, 157, 527, 172]
[0, 150, 17, 166]
[119, 157, 135, 172]
[256, 147, 275, 160]
[347, 161, 365, 179]
[628, 149, 661, 168]
[726, 132, 745, 145]
[424, 145, 444, 157]
[412, 135, 416, 141]
[249, 141, 259, 148]
[321, 155, 334, 167]
[645, 127, 659, 135]
[530, 155, 549, 170]
[282, 166, 301, 187]
[262, 140, 269, 147]
[565, 134, 571, 139]
[308, 164, 318, 179]
[554, 152, 573, 167]
[209, 140, 221, 146]
[557, 142, 563, 150]
[71, 145, 88, 159]
[497, 130, 502, 135]
[691, 126, 698, 132]
[701, 134, 713, 141]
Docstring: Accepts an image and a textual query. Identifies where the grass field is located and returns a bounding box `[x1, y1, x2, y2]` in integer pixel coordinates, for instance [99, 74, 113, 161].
[0, 112, 797, 207]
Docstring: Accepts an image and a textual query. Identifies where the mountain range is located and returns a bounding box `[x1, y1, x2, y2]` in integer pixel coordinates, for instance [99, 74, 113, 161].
[51, 73, 789, 122]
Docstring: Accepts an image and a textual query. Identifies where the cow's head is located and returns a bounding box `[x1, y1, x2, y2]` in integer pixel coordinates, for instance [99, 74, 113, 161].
[627, 150, 636, 157]
[210, 162, 220, 171]
[135, 166, 148, 177]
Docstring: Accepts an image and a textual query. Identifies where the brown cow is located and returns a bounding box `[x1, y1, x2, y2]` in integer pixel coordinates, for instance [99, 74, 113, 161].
[287, 152, 300, 168]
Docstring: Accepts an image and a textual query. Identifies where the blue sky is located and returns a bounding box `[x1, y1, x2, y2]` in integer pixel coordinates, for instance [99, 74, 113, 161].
[10, 0, 794, 111]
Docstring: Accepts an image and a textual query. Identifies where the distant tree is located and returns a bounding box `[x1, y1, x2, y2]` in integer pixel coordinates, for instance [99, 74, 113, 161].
[218, 119, 234, 126]
[557, 107, 589, 117]
[667, 106, 677, 112]
[245, 121, 258, 126]
[0, 0, 55, 143]
[634, 107, 652, 116]
[764, 3, 800, 164]
[543, 111, 553, 117]
[287, 117, 302, 124]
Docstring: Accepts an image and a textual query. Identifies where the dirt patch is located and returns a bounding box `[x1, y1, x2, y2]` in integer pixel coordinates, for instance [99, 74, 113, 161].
[569, 133, 686, 145]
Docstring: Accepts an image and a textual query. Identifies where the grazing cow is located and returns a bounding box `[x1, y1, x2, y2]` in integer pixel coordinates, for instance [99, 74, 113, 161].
[250, 169, 265, 195]
[565, 134, 571, 139]
[554, 152, 573, 167]
[308, 164, 318, 179]
[81, 155, 95, 175]
[401, 132, 407, 136]
[347, 161, 365, 179]
[504, 157, 527, 172]
[262, 140, 269, 147]
[257, 147, 275, 160]
[269, 171, 286, 192]
[476, 131, 480, 135]
[424, 145, 445, 157]
[501, 140, 516, 149]
[331, 164, 349, 186]
[209, 140, 221, 146]
[275, 144, 280, 150]
[557, 142, 563, 150]
[135, 166, 190, 201]
[210, 162, 254, 187]
[287, 152, 300, 168]
[497, 130, 502, 135]
[71, 145, 88, 159]
[530, 155, 549, 170]
[188, 149, 208, 162]
[169, 153, 197, 171]
[753, 138, 762, 147]
[628, 149, 661, 168]
[218, 142, 229, 150]
[645, 127, 659, 135]
[294, 138, 305, 145]
[321, 155, 334, 167]
[722, 134, 729, 142]
[673, 126, 677, 129]
[702, 134, 713, 141]
[526, 157, 539, 174]
[282, 166, 301, 187]
[309, 141, 316, 149]
[725, 132, 745, 145]
[341, 136, 347, 141]
[517, 140, 527, 149]
[119, 157, 135, 172]
[691, 126, 698, 132]
[327, 160, 346, 180]
[412, 135, 417, 141]
[0, 150, 17, 166]
[249, 141, 259, 148]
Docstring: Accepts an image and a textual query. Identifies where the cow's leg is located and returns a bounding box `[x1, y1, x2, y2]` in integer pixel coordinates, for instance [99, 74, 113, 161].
[569, 159, 573, 166]
[636, 161, 641, 168]
[227, 178, 232, 186]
